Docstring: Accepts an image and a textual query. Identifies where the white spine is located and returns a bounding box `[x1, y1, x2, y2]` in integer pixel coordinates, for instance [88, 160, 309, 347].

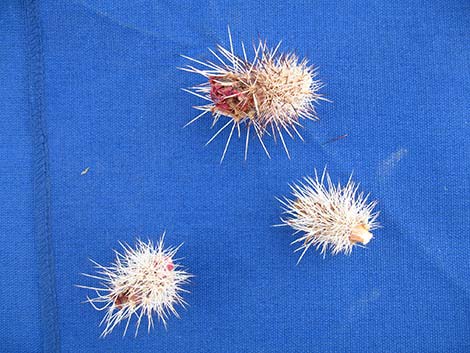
[279, 169, 380, 261]
[78, 234, 192, 337]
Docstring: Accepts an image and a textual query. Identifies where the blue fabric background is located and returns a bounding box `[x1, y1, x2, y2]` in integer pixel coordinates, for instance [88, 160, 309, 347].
[1, 0, 469, 352]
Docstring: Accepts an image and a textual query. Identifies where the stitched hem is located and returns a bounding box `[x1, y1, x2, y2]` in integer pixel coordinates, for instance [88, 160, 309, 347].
[24, 0, 61, 351]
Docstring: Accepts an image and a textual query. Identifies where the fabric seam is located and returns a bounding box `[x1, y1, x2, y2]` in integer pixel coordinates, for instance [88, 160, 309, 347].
[24, 0, 61, 351]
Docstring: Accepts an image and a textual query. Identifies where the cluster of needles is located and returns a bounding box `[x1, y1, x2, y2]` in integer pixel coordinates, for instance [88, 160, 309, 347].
[181, 28, 326, 161]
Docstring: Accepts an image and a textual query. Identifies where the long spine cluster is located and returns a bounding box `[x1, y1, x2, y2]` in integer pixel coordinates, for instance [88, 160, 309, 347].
[181, 28, 326, 161]
[79, 235, 191, 337]
[279, 169, 379, 261]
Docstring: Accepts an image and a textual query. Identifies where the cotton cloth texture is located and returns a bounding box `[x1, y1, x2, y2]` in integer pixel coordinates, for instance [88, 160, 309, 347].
[1, 0, 469, 352]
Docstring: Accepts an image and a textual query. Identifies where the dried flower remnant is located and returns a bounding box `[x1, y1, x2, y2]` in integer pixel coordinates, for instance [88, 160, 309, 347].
[78, 235, 192, 337]
[181, 27, 326, 161]
[278, 169, 380, 261]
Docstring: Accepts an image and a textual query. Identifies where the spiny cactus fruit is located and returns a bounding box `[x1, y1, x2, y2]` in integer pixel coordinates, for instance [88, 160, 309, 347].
[181, 27, 326, 161]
